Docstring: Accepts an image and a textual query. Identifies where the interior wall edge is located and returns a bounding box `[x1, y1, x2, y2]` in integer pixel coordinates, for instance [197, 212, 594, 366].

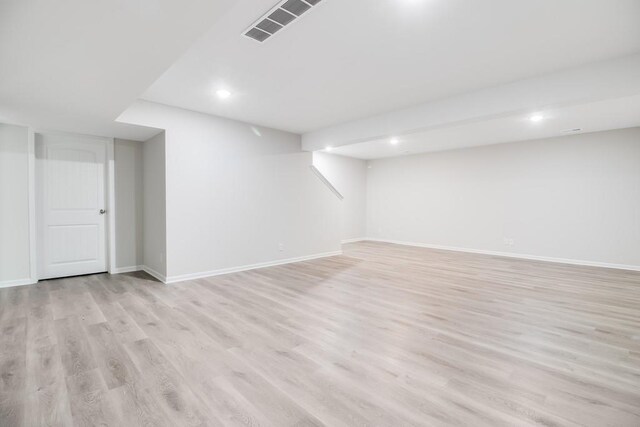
[27, 127, 37, 283]
[114, 138, 145, 270]
[365, 238, 640, 272]
[341, 237, 368, 244]
[142, 265, 168, 284]
[0, 278, 38, 289]
[164, 250, 343, 285]
[110, 265, 144, 274]
[0, 122, 31, 283]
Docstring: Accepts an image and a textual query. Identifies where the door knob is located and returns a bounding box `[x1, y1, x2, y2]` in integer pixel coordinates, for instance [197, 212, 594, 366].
[99, 209, 106, 215]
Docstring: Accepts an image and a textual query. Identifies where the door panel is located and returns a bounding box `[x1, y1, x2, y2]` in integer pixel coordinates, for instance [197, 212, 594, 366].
[49, 225, 100, 264]
[48, 148, 100, 210]
[36, 133, 108, 280]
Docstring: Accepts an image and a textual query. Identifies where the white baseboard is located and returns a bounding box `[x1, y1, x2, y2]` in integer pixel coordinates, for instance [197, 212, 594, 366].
[341, 237, 367, 244]
[0, 278, 38, 289]
[164, 250, 343, 284]
[141, 265, 168, 283]
[365, 238, 640, 272]
[111, 265, 143, 274]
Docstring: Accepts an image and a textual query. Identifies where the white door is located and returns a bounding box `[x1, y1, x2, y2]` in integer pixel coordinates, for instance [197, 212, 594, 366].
[36, 133, 108, 280]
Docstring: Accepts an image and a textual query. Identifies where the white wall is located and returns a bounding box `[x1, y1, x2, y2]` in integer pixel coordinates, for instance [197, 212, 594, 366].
[142, 131, 167, 278]
[313, 152, 367, 241]
[114, 139, 143, 270]
[119, 101, 341, 281]
[367, 127, 640, 268]
[0, 123, 31, 286]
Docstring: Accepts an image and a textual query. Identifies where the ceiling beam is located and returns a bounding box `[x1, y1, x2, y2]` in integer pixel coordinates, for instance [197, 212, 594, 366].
[301, 54, 640, 152]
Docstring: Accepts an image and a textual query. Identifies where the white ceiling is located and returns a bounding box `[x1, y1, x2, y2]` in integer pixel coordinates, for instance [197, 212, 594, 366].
[2, 0, 640, 153]
[331, 94, 640, 159]
[0, 0, 234, 140]
[302, 53, 640, 156]
[141, 0, 640, 134]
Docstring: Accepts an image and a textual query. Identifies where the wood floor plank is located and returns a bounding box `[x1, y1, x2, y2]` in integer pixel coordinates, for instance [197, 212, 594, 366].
[23, 381, 73, 427]
[107, 382, 172, 427]
[65, 368, 121, 427]
[54, 316, 97, 378]
[86, 322, 138, 390]
[1, 241, 639, 426]
[124, 338, 219, 427]
[0, 315, 27, 424]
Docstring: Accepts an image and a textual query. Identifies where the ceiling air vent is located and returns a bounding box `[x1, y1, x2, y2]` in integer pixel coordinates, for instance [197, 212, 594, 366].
[244, 0, 323, 43]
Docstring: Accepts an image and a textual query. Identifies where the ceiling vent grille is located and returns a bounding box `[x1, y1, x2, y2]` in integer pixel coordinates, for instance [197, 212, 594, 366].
[244, 0, 323, 43]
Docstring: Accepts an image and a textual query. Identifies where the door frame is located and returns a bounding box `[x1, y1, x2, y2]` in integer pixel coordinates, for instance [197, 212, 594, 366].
[30, 129, 116, 282]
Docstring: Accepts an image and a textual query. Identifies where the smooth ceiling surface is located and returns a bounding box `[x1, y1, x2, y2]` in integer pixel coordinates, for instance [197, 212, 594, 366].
[141, 0, 640, 134]
[0, 0, 234, 139]
[330, 95, 640, 159]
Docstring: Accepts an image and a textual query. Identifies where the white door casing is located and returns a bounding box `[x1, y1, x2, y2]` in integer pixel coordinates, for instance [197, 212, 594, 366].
[36, 133, 110, 280]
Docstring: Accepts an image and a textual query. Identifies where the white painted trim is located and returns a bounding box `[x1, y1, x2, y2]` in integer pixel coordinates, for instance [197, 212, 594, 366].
[141, 265, 168, 283]
[0, 278, 38, 289]
[164, 250, 343, 284]
[27, 128, 37, 284]
[309, 165, 343, 200]
[341, 237, 367, 244]
[111, 265, 143, 274]
[106, 138, 116, 274]
[364, 238, 640, 272]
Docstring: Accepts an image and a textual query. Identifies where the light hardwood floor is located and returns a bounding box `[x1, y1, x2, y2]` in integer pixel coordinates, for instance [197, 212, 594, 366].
[1, 241, 640, 426]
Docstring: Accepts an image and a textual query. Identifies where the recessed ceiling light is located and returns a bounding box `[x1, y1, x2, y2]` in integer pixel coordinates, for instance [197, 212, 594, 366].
[216, 89, 231, 99]
[530, 114, 544, 122]
[390, 138, 399, 145]
[325, 146, 333, 152]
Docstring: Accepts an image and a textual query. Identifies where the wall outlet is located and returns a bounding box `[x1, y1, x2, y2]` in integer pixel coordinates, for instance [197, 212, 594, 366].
[503, 238, 515, 246]
[278, 243, 284, 252]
